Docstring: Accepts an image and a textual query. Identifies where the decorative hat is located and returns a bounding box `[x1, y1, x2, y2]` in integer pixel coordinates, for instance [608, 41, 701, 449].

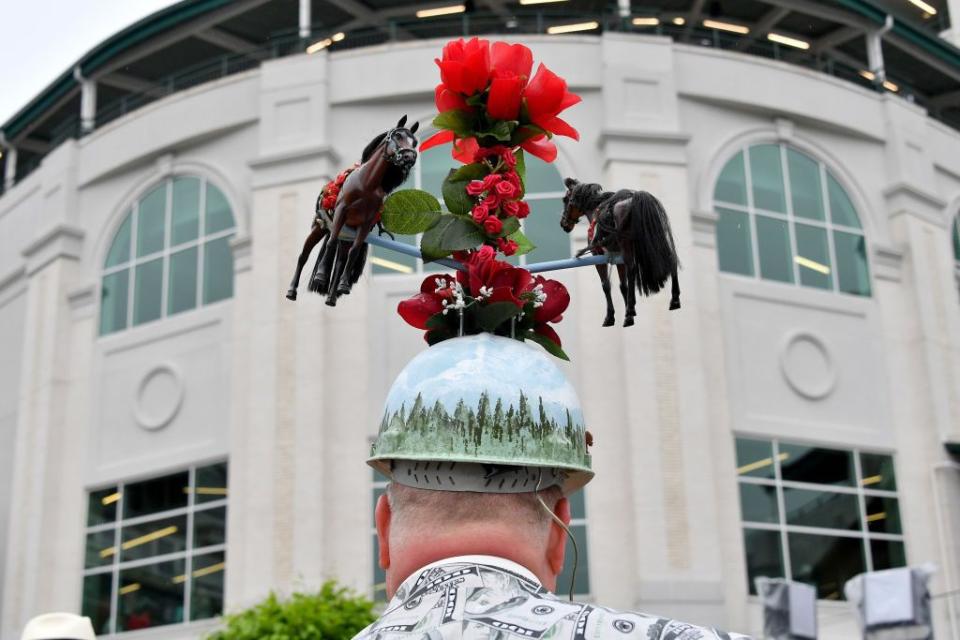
[21, 613, 96, 640]
[368, 333, 593, 494]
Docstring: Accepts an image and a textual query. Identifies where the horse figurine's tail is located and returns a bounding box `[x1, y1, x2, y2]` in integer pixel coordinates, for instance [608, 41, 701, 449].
[628, 191, 681, 310]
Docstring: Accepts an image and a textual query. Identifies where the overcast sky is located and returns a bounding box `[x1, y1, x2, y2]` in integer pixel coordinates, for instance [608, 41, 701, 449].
[0, 0, 179, 124]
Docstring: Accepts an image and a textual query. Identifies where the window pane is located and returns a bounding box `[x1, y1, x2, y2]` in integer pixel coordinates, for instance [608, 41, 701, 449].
[864, 496, 902, 534]
[193, 506, 227, 548]
[716, 207, 754, 276]
[190, 551, 225, 621]
[756, 215, 793, 283]
[123, 471, 189, 519]
[82, 572, 113, 635]
[203, 237, 235, 304]
[105, 214, 132, 267]
[780, 443, 855, 487]
[524, 150, 564, 195]
[871, 539, 907, 571]
[168, 247, 198, 316]
[117, 559, 185, 631]
[794, 223, 832, 290]
[556, 524, 590, 596]
[88, 487, 119, 527]
[372, 485, 386, 516]
[421, 144, 452, 198]
[371, 234, 417, 275]
[749, 144, 786, 213]
[196, 462, 228, 504]
[953, 216, 960, 261]
[137, 184, 167, 257]
[714, 151, 748, 206]
[133, 258, 163, 326]
[787, 150, 825, 221]
[739, 483, 779, 523]
[860, 453, 897, 491]
[827, 174, 861, 229]
[568, 488, 586, 519]
[171, 177, 201, 246]
[86, 530, 116, 569]
[783, 488, 860, 531]
[743, 528, 784, 595]
[834, 231, 871, 297]
[204, 184, 233, 235]
[788, 532, 865, 600]
[373, 536, 387, 602]
[735, 437, 775, 479]
[120, 515, 187, 562]
[100, 270, 129, 335]
[525, 198, 571, 263]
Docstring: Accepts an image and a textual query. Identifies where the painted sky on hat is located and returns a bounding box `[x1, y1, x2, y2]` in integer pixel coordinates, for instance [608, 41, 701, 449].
[383, 334, 584, 427]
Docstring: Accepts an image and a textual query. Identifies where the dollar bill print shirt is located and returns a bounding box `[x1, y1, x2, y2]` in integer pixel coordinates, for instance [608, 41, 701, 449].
[352, 555, 752, 640]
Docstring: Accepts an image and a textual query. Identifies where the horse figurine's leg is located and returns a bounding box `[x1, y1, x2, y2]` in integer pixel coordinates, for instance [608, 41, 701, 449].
[288, 223, 327, 300]
[336, 223, 373, 296]
[308, 233, 334, 293]
[594, 264, 616, 327]
[321, 199, 355, 306]
[621, 244, 638, 327]
[615, 263, 633, 319]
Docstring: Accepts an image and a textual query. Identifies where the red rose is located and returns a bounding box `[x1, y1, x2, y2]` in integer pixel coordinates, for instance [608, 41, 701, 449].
[497, 237, 519, 256]
[517, 62, 581, 163]
[495, 181, 516, 199]
[515, 201, 531, 219]
[502, 200, 520, 217]
[435, 37, 491, 97]
[530, 275, 570, 324]
[482, 193, 500, 209]
[487, 42, 534, 121]
[489, 265, 534, 306]
[466, 180, 486, 196]
[483, 217, 503, 236]
[434, 83, 470, 113]
[472, 204, 489, 223]
[475, 244, 496, 261]
[398, 293, 444, 330]
[322, 196, 336, 210]
[327, 184, 340, 197]
[481, 174, 502, 190]
[502, 148, 517, 168]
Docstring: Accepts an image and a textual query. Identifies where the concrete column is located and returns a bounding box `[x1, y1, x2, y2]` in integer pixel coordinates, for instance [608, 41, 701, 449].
[617, 0, 630, 18]
[80, 79, 97, 134]
[299, 0, 311, 39]
[3, 146, 16, 190]
[866, 30, 886, 84]
[942, 0, 960, 46]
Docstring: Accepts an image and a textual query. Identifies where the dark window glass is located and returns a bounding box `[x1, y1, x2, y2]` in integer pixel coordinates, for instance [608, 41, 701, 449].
[371, 234, 417, 274]
[196, 462, 228, 504]
[783, 488, 860, 531]
[834, 230, 871, 297]
[168, 247, 198, 316]
[171, 177, 200, 246]
[123, 472, 189, 519]
[203, 237, 234, 304]
[779, 444, 855, 487]
[420, 144, 451, 197]
[85, 530, 116, 569]
[82, 572, 113, 635]
[788, 532, 865, 600]
[568, 488, 586, 519]
[787, 149, 825, 221]
[137, 185, 167, 257]
[373, 535, 387, 602]
[99, 270, 129, 336]
[556, 524, 590, 596]
[953, 215, 960, 262]
[372, 485, 386, 517]
[749, 144, 787, 213]
[121, 515, 187, 562]
[735, 438, 775, 479]
[105, 214, 132, 268]
[87, 487, 119, 526]
[716, 208, 754, 276]
[524, 149, 563, 194]
[860, 453, 897, 491]
[827, 174, 861, 229]
[525, 198, 571, 263]
[871, 539, 907, 571]
[714, 151, 748, 206]
[864, 496, 902, 534]
[193, 506, 227, 549]
[204, 184, 234, 235]
[190, 551, 226, 620]
[794, 224, 832, 290]
[133, 257, 164, 326]
[756, 216, 793, 283]
[739, 483, 779, 524]
[117, 559, 186, 631]
[743, 528, 784, 595]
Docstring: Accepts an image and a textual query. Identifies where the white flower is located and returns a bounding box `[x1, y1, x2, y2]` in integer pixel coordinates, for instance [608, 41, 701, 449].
[531, 283, 547, 308]
[477, 286, 493, 300]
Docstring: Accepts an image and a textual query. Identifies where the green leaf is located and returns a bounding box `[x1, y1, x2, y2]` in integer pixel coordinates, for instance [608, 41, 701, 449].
[381, 189, 442, 234]
[426, 329, 454, 346]
[476, 120, 516, 142]
[525, 330, 570, 361]
[442, 165, 487, 216]
[477, 301, 522, 332]
[511, 124, 548, 147]
[514, 149, 526, 194]
[499, 216, 520, 238]
[420, 214, 485, 261]
[433, 110, 474, 136]
[449, 162, 489, 183]
[507, 228, 535, 256]
[425, 313, 451, 331]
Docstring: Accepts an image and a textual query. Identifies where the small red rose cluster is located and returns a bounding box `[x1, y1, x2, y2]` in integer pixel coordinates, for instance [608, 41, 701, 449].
[467, 146, 530, 255]
[319, 163, 359, 212]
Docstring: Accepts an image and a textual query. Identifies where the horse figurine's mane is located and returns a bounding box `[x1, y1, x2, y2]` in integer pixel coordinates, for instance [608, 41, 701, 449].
[362, 130, 411, 194]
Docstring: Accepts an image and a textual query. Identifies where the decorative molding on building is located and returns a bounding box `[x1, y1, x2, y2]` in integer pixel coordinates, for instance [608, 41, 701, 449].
[778, 331, 837, 401]
[774, 117, 795, 143]
[690, 208, 719, 249]
[598, 128, 691, 167]
[231, 234, 254, 274]
[249, 144, 340, 189]
[21, 223, 85, 276]
[67, 281, 98, 319]
[134, 363, 185, 431]
[883, 181, 948, 227]
[0, 266, 27, 308]
[872, 242, 906, 283]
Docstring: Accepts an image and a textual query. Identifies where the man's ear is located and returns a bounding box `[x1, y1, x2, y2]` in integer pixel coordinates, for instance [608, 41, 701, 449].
[546, 496, 571, 576]
[375, 492, 392, 570]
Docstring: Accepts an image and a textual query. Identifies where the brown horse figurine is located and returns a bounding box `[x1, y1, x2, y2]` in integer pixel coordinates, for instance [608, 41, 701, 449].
[560, 178, 680, 327]
[286, 115, 419, 306]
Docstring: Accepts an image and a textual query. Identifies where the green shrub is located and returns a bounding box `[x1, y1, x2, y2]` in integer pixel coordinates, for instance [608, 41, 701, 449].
[207, 580, 376, 640]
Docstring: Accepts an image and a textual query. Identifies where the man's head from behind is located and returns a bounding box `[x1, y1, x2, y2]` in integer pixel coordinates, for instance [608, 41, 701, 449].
[375, 480, 570, 598]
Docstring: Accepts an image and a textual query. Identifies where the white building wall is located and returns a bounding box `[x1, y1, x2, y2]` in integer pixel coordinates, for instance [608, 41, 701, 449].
[0, 33, 958, 640]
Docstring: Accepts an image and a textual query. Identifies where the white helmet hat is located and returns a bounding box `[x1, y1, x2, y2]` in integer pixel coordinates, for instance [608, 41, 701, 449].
[20, 613, 96, 640]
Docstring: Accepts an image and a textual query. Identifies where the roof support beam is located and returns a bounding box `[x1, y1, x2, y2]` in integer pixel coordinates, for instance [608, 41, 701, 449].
[884, 31, 960, 84]
[16, 138, 51, 154]
[811, 25, 863, 54]
[195, 27, 260, 55]
[681, 0, 706, 42]
[733, 6, 791, 51]
[752, 0, 874, 30]
[931, 88, 960, 107]
[98, 72, 167, 98]
[328, 0, 415, 38]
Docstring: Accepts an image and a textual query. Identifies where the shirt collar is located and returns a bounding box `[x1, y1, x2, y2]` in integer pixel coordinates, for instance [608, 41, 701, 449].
[397, 554, 541, 594]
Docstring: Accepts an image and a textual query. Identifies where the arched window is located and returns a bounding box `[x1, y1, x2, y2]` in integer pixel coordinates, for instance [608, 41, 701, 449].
[100, 176, 236, 336]
[714, 143, 871, 297]
[953, 213, 960, 264]
[370, 141, 571, 274]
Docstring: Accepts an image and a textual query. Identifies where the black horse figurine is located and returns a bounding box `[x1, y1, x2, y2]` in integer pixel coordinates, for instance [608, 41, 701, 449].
[286, 115, 419, 306]
[560, 178, 680, 327]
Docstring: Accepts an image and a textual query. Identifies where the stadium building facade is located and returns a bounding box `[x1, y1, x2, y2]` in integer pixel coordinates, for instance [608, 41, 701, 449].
[2, 1, 960, 638]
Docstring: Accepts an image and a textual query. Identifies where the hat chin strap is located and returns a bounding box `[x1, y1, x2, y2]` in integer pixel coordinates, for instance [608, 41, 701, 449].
[390, 460, 566, 493]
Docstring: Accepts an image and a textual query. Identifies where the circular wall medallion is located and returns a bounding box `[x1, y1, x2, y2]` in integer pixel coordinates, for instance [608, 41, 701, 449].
[778, 332, 836, 400]
[134, 364, 184, 431]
